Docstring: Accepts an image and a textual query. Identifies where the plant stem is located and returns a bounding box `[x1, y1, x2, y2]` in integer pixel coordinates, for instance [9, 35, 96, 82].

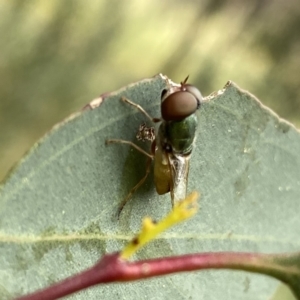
[15, 251, 300, 300]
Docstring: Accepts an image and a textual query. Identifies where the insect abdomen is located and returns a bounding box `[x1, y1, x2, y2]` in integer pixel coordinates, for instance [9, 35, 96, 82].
[153, 147, 171, 195]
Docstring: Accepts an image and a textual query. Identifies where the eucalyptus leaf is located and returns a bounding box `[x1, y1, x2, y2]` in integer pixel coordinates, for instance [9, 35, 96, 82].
[0, 74, 299, 300]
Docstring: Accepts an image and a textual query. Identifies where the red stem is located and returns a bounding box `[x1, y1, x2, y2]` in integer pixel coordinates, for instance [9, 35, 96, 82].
[15, 251, 289, 300]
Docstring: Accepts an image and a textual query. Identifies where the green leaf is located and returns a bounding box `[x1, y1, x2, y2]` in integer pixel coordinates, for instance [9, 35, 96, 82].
[0, 74, 299, 299]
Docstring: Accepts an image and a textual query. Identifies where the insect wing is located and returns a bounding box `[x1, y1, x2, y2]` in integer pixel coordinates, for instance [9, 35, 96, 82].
[167, 151, 191, 206]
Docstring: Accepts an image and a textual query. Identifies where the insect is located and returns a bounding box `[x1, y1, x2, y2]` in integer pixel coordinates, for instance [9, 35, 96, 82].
[106, 76, 203, 217]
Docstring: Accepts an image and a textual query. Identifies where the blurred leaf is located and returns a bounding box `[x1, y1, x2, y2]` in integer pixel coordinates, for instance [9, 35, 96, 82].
[0, 75, 299, 299]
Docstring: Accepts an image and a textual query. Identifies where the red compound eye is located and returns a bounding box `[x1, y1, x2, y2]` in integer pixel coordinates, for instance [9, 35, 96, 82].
[161, 91, 199, 121]
[184, 84, 202, 105]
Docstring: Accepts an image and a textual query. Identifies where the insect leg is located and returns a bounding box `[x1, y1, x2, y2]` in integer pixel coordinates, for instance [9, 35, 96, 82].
[121, 97, 161, 123]
[106, 139, 153, 159]
[116, 156, 152, 219]
[106, 139, 154, 218]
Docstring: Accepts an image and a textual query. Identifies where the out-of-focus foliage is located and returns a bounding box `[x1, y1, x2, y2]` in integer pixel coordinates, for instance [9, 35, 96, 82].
[0, 0, 299, 181]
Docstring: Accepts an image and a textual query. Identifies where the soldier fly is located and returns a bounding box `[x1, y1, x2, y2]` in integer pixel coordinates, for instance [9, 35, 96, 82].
[106, 76, 203, 217]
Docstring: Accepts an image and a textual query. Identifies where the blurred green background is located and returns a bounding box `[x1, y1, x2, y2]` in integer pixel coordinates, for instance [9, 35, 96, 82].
[1, 0, 299, 181]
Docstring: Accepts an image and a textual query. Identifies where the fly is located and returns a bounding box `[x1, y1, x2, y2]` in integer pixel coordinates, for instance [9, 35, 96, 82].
[106, 76, 203, 218]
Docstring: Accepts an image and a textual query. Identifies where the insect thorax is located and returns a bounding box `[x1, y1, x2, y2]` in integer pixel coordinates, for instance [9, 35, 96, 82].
[158, 114, 198, 155]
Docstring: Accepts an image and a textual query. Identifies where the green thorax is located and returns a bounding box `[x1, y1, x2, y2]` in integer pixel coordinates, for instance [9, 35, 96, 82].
[158, 114, 198, 155]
